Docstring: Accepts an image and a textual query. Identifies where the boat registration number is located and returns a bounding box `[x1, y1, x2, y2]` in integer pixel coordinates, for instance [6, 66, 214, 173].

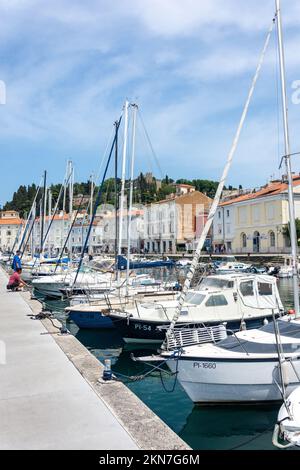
[134, 323, 152, 332]
[193, 362, 216, 369]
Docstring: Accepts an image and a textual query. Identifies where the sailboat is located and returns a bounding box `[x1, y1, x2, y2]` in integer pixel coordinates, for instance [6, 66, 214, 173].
[155, 0, 300, 405]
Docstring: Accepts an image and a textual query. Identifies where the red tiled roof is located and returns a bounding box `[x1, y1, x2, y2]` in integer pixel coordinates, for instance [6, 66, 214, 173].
[148, 191, 212, 207]
[0, 218, 24, 225]
[220, 177, 300, 206]
[35, 214, 70, 221]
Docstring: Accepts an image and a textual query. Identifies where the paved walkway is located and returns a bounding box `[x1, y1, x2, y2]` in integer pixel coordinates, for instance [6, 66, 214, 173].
[0, 268, 137, 450]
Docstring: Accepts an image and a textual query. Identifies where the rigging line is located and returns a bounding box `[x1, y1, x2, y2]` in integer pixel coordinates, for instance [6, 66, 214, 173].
[135, 123, 155, 176]
[41, 171, 72, 251]
[18, 177, 43, 257]
[94, 125, 117, 186]
[162, 16, 276, 348]
[54, 192, 89, 273]
[30, 169, 73, 270]
[137, 108, 164, 179]
[73, 116, 122, 288]
[274, 15, 281, 175]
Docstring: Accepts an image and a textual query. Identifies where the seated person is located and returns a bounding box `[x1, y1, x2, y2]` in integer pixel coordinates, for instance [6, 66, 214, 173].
[7, 268, 26, 291]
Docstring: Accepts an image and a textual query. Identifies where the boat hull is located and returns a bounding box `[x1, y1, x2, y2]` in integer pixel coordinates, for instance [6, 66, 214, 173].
[167, 356, 300, 404]
[110, 314, 275, 344]
[33, 283, 65, 298]
[68, 310, 114, 329]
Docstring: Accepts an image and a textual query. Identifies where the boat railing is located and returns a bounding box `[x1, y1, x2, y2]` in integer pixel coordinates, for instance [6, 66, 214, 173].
[163, 322, 227, 350]
[225, 329, 250, 355]
[133, 301, 172, 321]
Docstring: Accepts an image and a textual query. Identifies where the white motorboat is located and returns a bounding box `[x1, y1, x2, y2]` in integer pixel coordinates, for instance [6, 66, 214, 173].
[107, 274, 284, 343]
[66, 289, 179, 329]
[273, 386, 300, 448]
[32, 269, 114, 298]
[22, 262, 68, 282]
[215, 261, 251, 274]
[162, 315, 300, 404]
[277, 266, 293, 279]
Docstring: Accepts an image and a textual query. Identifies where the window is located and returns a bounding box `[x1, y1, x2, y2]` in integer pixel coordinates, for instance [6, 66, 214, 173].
[205, 295, 228, 307]
[253, 205, 261, 223]
[240, 281, 254, 297]
[270, 231, 275, 248]
[241, 233, 247, 248]
[218, 211, 221, 219]
[200, 278, 234, 289]
[185, 293, 206, 305]
[258, 283, 272, 296]
[227, 210, 230, 217]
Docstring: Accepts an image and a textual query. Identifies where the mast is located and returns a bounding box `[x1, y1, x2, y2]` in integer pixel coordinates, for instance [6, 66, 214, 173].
[40, 170, 47, 254]
[88, 174, 94, 256]
[31, 200, 36, 256]
[276, 0, 300, 315]
[114, 120, 119, 277]
[68, 161, 74, 257]
[90, 174, 94, 220]
[72, 117, 122, 287]
[118, 100, 129, 281]
[126, 103, 138, 294]
[48, 189, 52, 255]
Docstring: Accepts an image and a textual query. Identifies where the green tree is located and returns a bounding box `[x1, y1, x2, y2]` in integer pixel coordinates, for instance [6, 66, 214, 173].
[282, 219, 300, 246]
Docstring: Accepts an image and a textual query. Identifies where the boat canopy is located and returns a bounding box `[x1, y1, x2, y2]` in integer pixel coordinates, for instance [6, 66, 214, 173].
[237, 275, 283, 311]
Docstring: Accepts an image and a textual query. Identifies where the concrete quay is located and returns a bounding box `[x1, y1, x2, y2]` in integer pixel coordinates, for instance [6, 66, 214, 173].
[0, 267, 189, 450]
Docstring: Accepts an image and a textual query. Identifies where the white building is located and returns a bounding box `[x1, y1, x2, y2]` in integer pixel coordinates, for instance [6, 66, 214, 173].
[213, 176, 300, 254]
[97, 206, 144, 254]
[33, 212, 70, 254]
[0, 211, 24, 252]
[71, 214, 103, 253]
[144, 185, 212, 254]
[212, 205, 236, 253]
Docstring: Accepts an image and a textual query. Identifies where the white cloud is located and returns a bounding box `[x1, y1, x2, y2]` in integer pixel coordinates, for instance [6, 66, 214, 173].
[0, 0, 300, 202]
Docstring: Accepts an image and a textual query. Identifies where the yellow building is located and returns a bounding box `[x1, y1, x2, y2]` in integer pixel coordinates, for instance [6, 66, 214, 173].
[213, 177, 300, 254]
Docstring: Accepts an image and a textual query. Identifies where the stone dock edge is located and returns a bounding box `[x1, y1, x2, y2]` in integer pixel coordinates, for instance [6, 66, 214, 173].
[20, 289, 190, 450]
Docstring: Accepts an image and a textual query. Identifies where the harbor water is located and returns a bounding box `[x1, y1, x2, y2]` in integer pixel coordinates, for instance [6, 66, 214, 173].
[38, 277, 297, 451]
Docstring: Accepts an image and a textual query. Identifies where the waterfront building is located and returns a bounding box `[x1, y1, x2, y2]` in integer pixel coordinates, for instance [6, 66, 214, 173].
[96, 206, 144, 254]
[70, 206, 144, 254]
[213, 176, 300, 254]
[144, 184, 212, 254]
[33, 212, 70, 254]
[71, 213, 103, 253]
[0, 211, 24, 252]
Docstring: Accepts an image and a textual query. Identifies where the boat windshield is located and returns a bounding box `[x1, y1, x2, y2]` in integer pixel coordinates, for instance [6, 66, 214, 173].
[199, 278, 234, 289]
[185, 292, 206, 305]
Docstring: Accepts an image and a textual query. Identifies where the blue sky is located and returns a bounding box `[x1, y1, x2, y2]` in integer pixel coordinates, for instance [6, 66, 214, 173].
[1, 0, 300, 205]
